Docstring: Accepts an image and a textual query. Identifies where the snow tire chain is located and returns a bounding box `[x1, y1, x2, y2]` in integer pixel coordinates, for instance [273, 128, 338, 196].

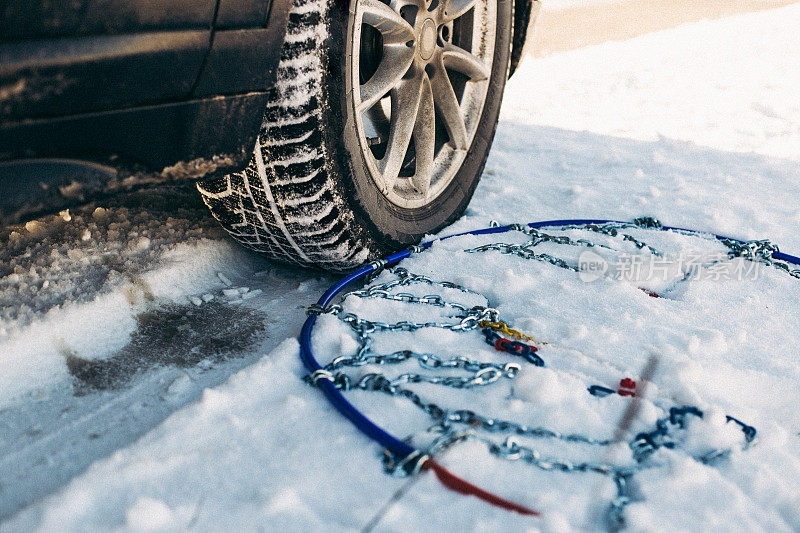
[304, 219, 783, 528]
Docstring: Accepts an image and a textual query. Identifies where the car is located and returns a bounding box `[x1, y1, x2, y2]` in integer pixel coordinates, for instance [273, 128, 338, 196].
[1, 0, 541, 269]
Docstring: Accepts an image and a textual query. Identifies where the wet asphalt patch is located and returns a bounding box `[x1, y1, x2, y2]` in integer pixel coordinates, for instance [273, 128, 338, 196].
[63, 301, 267, 392]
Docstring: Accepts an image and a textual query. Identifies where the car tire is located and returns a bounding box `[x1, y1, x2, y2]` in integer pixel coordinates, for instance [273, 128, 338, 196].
[197, 0, 513, 270]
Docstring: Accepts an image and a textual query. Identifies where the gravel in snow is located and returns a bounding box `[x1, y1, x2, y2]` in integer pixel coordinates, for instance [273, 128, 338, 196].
[2, 4, 800, 531]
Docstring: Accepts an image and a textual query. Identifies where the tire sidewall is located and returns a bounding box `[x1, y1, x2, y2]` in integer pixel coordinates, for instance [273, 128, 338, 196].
[327, 0, 513, 247]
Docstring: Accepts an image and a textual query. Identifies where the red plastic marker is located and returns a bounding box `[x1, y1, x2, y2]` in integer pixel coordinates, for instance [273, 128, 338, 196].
[639, 287, 660, 298]
[618, 378, 637, 397]
[424, 460, 540, 516]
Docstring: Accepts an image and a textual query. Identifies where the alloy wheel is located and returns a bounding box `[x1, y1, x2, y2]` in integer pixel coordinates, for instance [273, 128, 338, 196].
[352, 0, 497, 209]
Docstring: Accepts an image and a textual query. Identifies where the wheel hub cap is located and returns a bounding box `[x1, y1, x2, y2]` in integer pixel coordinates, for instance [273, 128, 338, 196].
[418, 18, 437, 61]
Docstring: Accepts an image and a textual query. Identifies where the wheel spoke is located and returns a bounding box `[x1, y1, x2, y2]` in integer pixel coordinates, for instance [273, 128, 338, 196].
[359, 0, 416, 44]
[428, 56, 468, 150]
[379, 68, 425, 184]
[440, 0, 477, 22]
[388, 0, 419, 12]
[442, 43, 489, 81]
[358, 44, 415, 111]
[411, 74, 435, 197]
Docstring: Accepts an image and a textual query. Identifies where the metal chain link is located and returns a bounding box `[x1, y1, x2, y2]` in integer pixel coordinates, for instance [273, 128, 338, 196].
[721, 238, 800, 279]
[465, 242, 580, 271]
[467, 218, 800, 282]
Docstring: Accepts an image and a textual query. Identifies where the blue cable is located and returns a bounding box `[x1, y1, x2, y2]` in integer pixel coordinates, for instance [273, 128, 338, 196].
[298, 219, 800, 461]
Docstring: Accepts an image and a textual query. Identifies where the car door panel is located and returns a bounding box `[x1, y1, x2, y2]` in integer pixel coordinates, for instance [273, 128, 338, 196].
[0, 0, 217, 40]
[0, 0, 216, 122]
[0, 31, 210, 120]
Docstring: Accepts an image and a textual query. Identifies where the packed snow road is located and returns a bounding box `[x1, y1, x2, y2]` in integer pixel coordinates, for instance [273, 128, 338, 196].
[0, 186, 337, 520]
[2, 3, 800, 531]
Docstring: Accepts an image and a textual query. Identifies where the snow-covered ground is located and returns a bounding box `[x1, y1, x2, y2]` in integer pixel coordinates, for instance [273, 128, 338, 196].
[542, 0, 620, 10]
[2, 3, 800, 531]
[541, 0, 794, 11]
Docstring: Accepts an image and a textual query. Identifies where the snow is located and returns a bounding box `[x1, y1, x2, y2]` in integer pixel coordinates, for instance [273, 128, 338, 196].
[503, 9, 800, 161]
[2, 3, 800, 531]
[542, 0, 795, 10]
[543, 0, 621, 10]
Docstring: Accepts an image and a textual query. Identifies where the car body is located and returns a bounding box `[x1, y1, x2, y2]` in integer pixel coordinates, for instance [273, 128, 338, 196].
[0, 0, 539, 222]
[0, 0, 291, 176]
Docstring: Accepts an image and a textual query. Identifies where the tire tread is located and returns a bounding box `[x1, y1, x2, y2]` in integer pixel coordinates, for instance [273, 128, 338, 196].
[197, 0, 373, 270]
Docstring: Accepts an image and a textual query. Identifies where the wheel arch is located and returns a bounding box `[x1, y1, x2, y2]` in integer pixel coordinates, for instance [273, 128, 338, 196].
[509, 0, 541, 77]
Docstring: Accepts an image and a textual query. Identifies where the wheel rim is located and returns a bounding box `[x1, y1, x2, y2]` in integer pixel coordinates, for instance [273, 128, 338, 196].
[352, 0, 497, 209]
